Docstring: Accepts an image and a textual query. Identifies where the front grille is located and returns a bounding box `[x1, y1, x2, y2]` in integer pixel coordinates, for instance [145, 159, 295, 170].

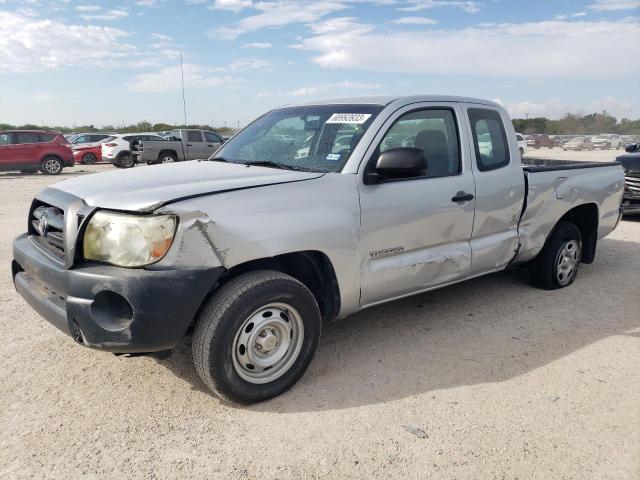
[625, 171, 640, 198]
[31, 203, 65, 260]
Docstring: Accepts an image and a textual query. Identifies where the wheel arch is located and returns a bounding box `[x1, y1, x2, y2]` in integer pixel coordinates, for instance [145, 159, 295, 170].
[157, 149, 178, 161]
[551, 203, 599, 264]
[216, 250, 341, 322]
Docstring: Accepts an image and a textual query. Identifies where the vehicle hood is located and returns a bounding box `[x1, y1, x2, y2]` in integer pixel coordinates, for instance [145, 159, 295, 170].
[616, 152, 640, 170]
[51, 161, 325, 211]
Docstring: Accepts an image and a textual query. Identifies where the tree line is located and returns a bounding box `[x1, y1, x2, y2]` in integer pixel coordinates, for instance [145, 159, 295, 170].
[512, 112, 640, 136]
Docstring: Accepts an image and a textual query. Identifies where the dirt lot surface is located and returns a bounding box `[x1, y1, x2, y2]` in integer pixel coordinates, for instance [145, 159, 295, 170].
[1, 163, 639, 479]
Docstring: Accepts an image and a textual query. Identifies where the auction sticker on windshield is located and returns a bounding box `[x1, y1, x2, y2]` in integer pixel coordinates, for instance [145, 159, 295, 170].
[326, 113, 372, 124]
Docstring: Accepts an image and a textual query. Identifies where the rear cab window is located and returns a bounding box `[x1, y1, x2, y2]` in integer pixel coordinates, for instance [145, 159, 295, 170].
[468, 108, 510, 171]
[0, 133, 11, 145]
[187, 131, 203, 142]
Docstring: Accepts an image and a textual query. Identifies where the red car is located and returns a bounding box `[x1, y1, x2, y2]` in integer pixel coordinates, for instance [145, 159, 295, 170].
[72, 136, 116, 165]
[0, 130, 74, 175]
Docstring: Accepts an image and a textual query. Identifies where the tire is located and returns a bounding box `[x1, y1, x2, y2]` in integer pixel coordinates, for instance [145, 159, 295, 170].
[529, 221, 583, 290]
[82, 153, 97, 165]
[112, 161, 124, 168]
[40, 156, 63, 175]
[119, 152, 135, 168]
[20, 169, 38, 175]
[192, 270, 321, 404]
[158, 152, 177, 164]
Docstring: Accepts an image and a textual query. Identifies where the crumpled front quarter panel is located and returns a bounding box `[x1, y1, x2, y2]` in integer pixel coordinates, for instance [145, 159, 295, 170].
[158, 174, 363, 316]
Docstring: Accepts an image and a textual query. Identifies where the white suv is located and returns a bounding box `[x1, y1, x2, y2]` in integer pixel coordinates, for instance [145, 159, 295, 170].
[102, 133, 165, 168]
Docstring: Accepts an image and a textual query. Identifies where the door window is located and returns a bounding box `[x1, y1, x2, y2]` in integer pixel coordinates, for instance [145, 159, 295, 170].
[187, 130, 203, 142]
[204, 132, 221, 143]
[377, 108, 461, 178]
[15, 132, 40, 144]
[39, 133, 56, 142]
[468, 108, 510, 171]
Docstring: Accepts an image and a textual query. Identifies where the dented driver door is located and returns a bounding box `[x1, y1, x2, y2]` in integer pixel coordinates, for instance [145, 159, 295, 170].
[358, 103, 476, 307]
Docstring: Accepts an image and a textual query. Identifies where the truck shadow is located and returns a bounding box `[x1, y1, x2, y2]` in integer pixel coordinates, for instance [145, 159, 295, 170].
[157, 236, 640, 412]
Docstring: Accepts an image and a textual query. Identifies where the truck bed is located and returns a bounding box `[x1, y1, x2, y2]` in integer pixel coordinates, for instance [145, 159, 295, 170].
[515, 159, 624, 265]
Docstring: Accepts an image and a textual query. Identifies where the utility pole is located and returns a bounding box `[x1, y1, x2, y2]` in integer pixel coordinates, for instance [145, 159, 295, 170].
[525, 113, 530, 120]
[180, 51, 189, 157]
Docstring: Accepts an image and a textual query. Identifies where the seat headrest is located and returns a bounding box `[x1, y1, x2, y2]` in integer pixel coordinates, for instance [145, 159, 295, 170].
[415, 130, 448, 157]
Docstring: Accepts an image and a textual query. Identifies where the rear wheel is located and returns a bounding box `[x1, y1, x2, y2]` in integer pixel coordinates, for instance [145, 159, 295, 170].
[530, 221, 583, 290]
[82, 153, 97, 165]
[158, 152, 177, 164]
[192, 270, 321, 404]
[119, 152, 135, 168]
[40, 156, 63, 175]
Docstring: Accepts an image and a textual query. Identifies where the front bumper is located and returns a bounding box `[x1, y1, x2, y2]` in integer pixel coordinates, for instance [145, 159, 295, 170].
[12, 233, 224, 353]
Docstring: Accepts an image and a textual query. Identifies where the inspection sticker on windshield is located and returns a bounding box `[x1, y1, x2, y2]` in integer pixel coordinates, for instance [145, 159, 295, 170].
[326, 153, 341, 161]
[326, 113, 372, 124]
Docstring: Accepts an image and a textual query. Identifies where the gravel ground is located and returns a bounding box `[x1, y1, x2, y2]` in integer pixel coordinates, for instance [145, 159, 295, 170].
[1, 164, 639, 479]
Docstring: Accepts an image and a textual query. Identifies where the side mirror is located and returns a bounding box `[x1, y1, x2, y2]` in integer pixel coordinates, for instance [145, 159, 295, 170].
[374, 147, 427, 179]
[625, 143, 638, 153]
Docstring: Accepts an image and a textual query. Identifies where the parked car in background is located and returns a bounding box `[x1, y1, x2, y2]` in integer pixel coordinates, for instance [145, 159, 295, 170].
[526, 134, 555, 149]
[71, 133, 114, 146]
[134, 129, 224, 165]
[73, 135, 116, 165]
[102, 133, 166, 168]
[592, 134, 622, 150]
[11, 95, 624, 403]
[515, 133, 527, 156]
[563, 137, 594, 151]
[616, 143, 640, 214]
[0, 130, 73, 175]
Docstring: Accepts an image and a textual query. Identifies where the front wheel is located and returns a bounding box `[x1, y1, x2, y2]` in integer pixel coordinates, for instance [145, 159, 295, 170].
[119, 153, 135, 168]
[529, 221, 583, 290]
[192, 270, 321, 404]
[40, 156, 63, 175]
[82, 153, 97, 165]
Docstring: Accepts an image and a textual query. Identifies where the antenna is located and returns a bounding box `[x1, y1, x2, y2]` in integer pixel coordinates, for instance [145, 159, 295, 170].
[180, 51, 189, 157]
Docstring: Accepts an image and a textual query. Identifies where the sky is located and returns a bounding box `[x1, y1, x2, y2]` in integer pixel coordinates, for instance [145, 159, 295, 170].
[0, 0, 639, 128]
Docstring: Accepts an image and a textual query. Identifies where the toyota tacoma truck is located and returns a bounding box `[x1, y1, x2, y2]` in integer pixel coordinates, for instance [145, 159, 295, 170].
[12, 96, 624, 404]
[133, 128, 224, 165]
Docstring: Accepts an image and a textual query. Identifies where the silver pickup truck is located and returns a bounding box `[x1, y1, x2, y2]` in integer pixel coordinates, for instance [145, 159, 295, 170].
[12, 96, 624, 404]
[133, 128, 224, 164]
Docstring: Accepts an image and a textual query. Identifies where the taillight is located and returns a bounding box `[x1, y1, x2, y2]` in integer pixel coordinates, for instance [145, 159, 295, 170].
[104, 143, 117, 147]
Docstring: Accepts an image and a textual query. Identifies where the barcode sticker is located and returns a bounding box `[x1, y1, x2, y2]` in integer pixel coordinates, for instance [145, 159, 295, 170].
[326, 113, 372, 124]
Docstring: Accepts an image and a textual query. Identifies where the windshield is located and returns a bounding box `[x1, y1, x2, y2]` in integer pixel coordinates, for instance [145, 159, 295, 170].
[210, 104, 384, 173]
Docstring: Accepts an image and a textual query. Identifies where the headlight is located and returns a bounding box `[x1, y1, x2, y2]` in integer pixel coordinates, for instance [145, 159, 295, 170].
[83, 211, 177, 267]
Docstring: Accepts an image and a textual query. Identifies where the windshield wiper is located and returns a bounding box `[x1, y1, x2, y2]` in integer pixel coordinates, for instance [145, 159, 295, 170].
[243, 160, 302, 171]
[209, 156, 228, 162]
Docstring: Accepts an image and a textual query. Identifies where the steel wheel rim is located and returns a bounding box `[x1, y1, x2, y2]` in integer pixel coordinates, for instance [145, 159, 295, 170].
[555, 239, 581, 286]
[232, 302, 304, 384]
[161, 155, 175, 163]
[44, 159, 61, 174]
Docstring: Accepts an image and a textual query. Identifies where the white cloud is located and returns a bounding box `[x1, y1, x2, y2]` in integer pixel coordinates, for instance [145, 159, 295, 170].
[222, 58, 272, 71]
[137, 0, 158, 6]
[0, 11, 137, 74]
[80, 9, 128, 21]
[126, 63, 237, 93]
[150, 33, 173, 42]
[75, 4, 100, 11]
[399, 1, 481, 13]
[260, 80, 381, 97]
[295, 18, 640, 78]
[391, 16, 438, 24]
[242, 42, 273, 48]
[588, 0, 640, 10]
[210, 0, 253, 11]
[34, 92, 53, 102]
[498, 96, 633, 120]
[573, 11, 587, 16]
[208, 1, 347, 39]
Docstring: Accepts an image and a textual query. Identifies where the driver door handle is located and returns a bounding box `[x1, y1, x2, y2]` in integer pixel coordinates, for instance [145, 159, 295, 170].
[451, 191, 474, 203]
